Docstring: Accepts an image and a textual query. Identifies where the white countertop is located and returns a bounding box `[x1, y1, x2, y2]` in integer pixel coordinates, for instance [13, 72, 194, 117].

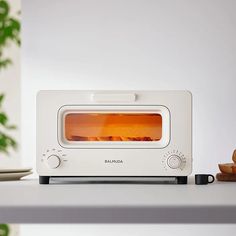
[0, 177, 235, 223]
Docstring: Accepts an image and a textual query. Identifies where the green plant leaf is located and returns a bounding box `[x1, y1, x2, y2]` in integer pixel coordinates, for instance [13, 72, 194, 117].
[5, 124, 17, 129]
[0, 58, 12, 70]
[0, 0, 9, 20]
[0, 94, 4, 105]
[0, 224, 10, 236]
[0, 112, 8, 125]
[0, 131, 17, 154]
[0, 94, 17, 154]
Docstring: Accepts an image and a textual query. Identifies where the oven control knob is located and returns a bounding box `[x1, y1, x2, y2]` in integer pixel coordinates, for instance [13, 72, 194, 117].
[47, 155, 61, 169]
[167, 155, 182, 169]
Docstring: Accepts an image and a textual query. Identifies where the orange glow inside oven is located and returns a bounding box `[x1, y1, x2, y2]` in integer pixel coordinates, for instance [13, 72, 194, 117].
[64, 113, 162, 142]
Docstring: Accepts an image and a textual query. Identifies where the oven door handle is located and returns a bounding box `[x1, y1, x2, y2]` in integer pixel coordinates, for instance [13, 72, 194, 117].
[91, 93, 136, 103]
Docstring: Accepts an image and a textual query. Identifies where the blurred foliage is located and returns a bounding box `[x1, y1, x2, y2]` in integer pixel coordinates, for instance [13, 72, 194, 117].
[0, 0, 20, 155]
[0, 0, 21, 69]
[0, 94, 17, 154]
[0, 224, 9, 236]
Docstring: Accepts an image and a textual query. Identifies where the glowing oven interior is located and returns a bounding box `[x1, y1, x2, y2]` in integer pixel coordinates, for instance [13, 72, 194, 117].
[64, 113, 162, 142]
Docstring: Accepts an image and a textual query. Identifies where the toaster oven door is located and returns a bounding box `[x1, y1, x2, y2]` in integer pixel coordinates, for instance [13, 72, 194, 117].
[57, 105, 170, 149]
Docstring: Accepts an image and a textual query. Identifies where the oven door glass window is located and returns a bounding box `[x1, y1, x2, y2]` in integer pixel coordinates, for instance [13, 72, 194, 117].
[64, 113, 162, 142]
[58, 105, 170, 149]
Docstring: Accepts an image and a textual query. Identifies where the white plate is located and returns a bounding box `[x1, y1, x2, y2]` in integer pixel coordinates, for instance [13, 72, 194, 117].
[0, 167, 32, 173]
[0, 171, 33, 181]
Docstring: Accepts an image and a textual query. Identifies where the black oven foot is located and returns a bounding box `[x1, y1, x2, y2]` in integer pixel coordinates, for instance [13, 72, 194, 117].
[39, 176, 50, 184]
[176, 176, 188, 184]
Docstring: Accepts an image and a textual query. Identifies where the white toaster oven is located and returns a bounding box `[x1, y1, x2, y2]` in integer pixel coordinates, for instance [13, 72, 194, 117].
[36, 90, 192, 184]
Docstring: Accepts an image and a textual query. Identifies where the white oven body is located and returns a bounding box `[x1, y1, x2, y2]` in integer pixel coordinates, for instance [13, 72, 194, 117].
[36, 91, 192, 177]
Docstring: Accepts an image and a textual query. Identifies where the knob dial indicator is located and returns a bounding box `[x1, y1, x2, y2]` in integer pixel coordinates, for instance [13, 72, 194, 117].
[47, 155, 61, 169]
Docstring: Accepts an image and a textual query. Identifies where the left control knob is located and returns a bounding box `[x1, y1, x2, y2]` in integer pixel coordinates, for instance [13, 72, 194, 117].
[47, 155, 61, 169]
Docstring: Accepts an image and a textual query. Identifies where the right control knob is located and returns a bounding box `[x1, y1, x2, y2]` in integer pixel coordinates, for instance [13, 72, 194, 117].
[167, 155, 182, 169]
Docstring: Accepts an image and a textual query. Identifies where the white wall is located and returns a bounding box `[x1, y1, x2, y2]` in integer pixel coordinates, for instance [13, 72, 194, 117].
[22, 0, 236, 174]
[0, 0, 21, 167]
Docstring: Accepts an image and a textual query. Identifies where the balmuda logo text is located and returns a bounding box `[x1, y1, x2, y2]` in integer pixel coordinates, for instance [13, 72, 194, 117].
[104, 160, 123, 164]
